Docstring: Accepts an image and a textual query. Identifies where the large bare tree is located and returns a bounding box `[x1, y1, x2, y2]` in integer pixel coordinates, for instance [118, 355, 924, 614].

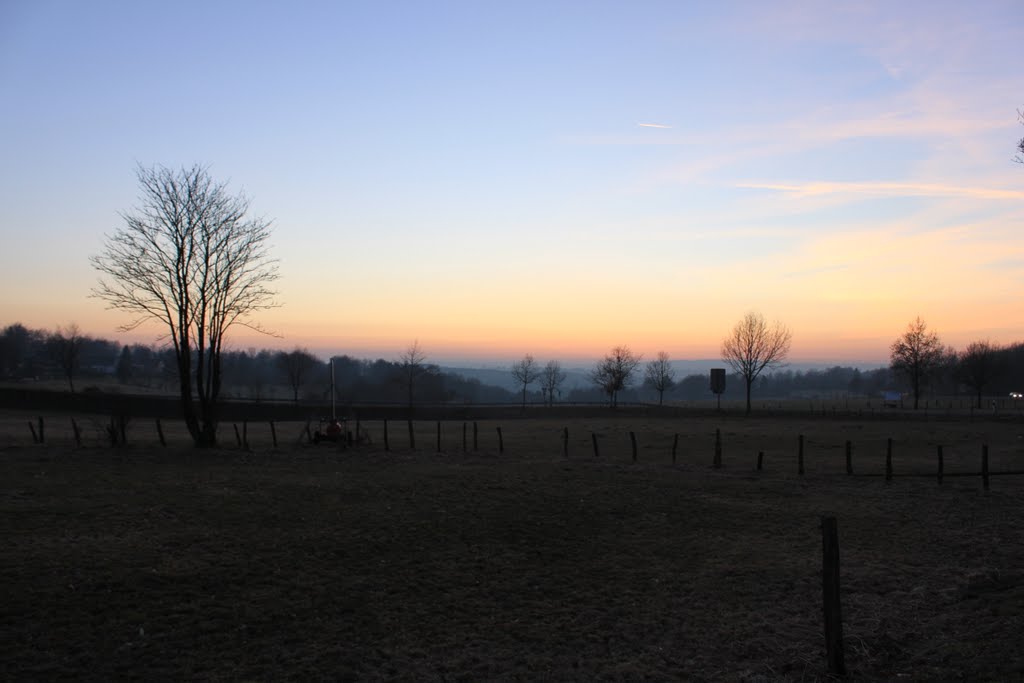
[890, 316, 944, 410]
[644, 351, 675, 406]
[540, 359, 566, 406]
[510, 353, 540, 409]
[590, 345, 642, 408]
[721, 312, 791, 414]
[92, 164, 279, 446]
[956, 340, 1000, 409]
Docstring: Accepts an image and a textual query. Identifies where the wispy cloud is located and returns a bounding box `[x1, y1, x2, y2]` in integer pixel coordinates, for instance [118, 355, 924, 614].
[637, 122, 672, 129]
[737, 181, 1024, 201]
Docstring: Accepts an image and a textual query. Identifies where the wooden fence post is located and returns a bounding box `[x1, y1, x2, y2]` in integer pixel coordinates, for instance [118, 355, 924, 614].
[462, 422, 467, 452]
[757, 451, 764, 471]
[982, 444, 989, 491]
[563, 427, 569, 458]
[383, 419, 389, 451]
[630, 431, 638, 462]
[591, 432, 599, 458]
[936, 445, 943, 485]
[821, 516, 846, 676]
[233, 424, 242, 447]
[845, 441, 853, 475]
[436, 421, 442, 453]
[243, 420, 249, 450]
[71, 418, 82, 448]
[28, 421, 39, 444]
[718, 428, 726, 466]
[473, 422, 478, 451]
[304, 420, 313, 444]
[496, 426, 504, 454]
[269, 420, 277, 448]
[119, 416, 127, 446]
[156, 418, 166, 447]
[885, 438, 893, 482]
[38, 416, 45, 444]
[798, 434, 805, 476]
[407, 420, 415, 450]
[672, 433, 679, 464]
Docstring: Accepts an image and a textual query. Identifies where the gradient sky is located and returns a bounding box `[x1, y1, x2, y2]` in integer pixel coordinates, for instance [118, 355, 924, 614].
[1, 1, 1022, 365]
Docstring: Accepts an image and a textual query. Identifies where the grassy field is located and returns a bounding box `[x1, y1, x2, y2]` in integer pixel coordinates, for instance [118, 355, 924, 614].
[2, 410, 1023, 680]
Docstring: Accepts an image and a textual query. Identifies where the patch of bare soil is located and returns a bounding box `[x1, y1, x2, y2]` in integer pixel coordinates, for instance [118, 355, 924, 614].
[2, 417, 1023, 680]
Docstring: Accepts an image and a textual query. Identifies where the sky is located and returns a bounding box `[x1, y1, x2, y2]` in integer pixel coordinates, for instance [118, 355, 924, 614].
[1, 0, 1022, 367]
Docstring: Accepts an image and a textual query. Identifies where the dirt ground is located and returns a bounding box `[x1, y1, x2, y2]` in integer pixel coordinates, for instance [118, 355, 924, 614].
[2, 412, 1023, 681]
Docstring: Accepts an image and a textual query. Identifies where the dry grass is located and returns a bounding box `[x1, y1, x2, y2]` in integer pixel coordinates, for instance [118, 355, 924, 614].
[2, 410, 1023, 680]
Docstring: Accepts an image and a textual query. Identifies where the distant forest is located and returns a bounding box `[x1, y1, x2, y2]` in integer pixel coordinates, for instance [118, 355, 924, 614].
[3, 322, 1024, 405]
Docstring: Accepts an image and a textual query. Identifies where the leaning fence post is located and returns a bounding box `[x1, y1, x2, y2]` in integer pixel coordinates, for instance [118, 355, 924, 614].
[821, 516, 847, 676]
[269, 420, 277, 448]
[38, 416, 45, 444]
[156, 418, 166, 447]
[242, 420, 249, 450]
[885, 438, 893, 482]
[233, 423, 242, 447]
[798, 434, 805, 476]
[28, 421, 39, 444]
[407, 420, 415, 450]
[672, 433, 679, 464]
[982, 444, 989, 491]
[383, 419, 389, 451]
[71, 418, 82, 448]
[629, 431, 638, 462]
[937, 445, 943, 485]
[436, 421, 442, 453]
[496, 426, 504, 454]
[591, 432, 599, 458]
[563, 427, 569, 458]
[757, 451, 764, 471]
[473, 422, 478, 451]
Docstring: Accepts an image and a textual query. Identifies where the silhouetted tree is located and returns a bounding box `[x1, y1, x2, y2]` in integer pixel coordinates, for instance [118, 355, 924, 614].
[721, 311, 792, 414]
[956, 340, 1001, 408]
[116, 345, 133, 384]
[644, 351, 675, 405]
[92, 164, 279, 446]
[590, 345, 642, 407]
[510, 354, 540, 409]
[48, 323, 86, 393]
[890, 317, 944, 410]
[277, 348, 321, 402]
[540, 360, 566, 406]
[399, 340, 430, 410]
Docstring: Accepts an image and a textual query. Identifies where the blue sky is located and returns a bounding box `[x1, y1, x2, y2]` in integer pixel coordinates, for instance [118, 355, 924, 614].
[1, 1, 1022, 364]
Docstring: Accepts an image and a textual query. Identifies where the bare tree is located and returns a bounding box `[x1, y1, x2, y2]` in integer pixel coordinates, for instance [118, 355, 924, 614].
[1016, 108, 1024, 164]
[540, 359, 566, 406]
[956, 340, 1001, 408]
[590, 345, 642, 408]
[276, 348, 321, 402]
[92, 164, 279, 446]
[399, 340, 430, 410]
[48, 323, 86, 393]
[510, 354, 540, 409]
[890, 316, 944, 410]
[721, 311, 792, 414]
[644, 351, 675, 406]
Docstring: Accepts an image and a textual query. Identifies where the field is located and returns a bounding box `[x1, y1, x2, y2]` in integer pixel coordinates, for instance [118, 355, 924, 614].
[3, 410, 1024, 680]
